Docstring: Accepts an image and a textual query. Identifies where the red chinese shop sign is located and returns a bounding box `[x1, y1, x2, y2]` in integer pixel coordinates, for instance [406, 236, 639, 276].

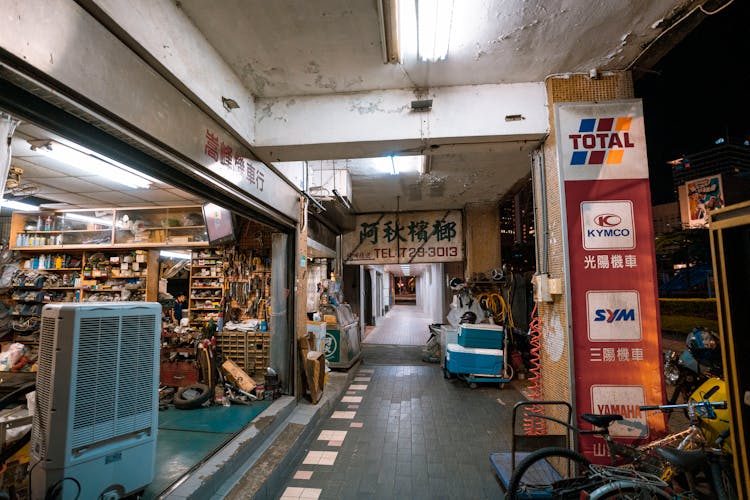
[555, 100, 667, 462]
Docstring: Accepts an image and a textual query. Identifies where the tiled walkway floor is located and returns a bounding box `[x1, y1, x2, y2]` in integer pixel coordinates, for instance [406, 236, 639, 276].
[276, 361, 522, 499]
[363, 305, 433, 345]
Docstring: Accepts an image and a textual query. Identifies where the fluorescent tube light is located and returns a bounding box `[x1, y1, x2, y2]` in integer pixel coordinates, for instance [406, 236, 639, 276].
[30, 140, 152, 189]
[0, 200, 40, 211]
[400, 265, 411, 275]
[160, 250, 191, 260]
[417, 0, 454, 62]
[373, 155, 424, 175]
[65, 212, 114, 226]
[378, 0, 401, 63]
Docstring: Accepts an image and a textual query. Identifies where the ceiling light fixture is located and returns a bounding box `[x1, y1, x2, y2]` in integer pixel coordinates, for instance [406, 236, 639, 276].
[378, 0, 401, 63]
[65, 212, 114, 226]
[400, 264, 411, 275]
[332, 189, 352, 211]
[160, 250, 191, 260]
[416, 0, 454, 62]
[28, 140, 152, 189]
[373, 155, 424, 175]
[0, 199, 39, 211]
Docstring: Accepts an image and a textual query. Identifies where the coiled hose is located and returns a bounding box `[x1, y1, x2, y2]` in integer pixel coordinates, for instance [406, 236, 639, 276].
[523, 302, 546, 435]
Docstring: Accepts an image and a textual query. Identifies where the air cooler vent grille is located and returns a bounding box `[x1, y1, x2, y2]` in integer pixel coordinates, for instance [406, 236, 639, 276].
[31, 315, 57, 460]
[70, 314, 158, 450]
[116, 315, 156, 434]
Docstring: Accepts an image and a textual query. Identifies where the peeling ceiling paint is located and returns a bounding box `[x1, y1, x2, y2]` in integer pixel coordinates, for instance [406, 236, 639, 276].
[174, 0, 699, 212]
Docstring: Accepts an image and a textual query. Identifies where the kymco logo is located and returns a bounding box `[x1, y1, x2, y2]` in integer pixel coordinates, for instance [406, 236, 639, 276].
[581, 201, 635, 250]
[569, 117, 635, 166]
[594, 214, 622, 227]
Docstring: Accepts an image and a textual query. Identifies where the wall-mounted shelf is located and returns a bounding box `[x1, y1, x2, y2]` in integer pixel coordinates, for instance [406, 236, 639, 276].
[10, 205, 209, 250]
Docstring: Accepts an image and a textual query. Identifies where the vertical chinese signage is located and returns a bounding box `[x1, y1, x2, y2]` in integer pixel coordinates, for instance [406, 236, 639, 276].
[342, 210, 462, 265]
[555, 100, 666, 462]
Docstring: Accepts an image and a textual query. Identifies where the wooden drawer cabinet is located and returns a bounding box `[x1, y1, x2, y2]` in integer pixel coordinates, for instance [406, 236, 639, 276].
[159, 360, 199, 387]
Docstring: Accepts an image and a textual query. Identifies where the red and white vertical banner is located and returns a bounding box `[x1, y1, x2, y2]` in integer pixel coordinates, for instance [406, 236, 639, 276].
[555, 100, 667, 462]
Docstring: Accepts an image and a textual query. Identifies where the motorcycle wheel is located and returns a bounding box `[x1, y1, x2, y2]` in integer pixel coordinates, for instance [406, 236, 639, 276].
[174, 383, 212, 409]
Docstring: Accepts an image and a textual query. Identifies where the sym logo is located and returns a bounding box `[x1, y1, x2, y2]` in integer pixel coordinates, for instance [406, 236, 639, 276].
[581, 201, 635, 250]
[594, 308, 636, 323]
[587, 290, 641, 341]
[594, 214, 622, 227]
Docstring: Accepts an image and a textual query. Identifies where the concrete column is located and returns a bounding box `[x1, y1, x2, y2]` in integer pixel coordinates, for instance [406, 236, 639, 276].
[464, 202, 501, 280]
[538, 73, 635, 404]
[294, 197, 308, 397]
[271, 233, 290, 390]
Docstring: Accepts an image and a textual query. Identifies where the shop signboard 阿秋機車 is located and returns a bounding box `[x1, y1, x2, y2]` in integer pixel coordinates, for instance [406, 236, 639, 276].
[555, 100, 666, 462]
[342, 210, 463, 265]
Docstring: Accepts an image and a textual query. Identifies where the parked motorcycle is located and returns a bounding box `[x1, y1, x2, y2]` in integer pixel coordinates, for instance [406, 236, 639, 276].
[664, 327, 723, 408]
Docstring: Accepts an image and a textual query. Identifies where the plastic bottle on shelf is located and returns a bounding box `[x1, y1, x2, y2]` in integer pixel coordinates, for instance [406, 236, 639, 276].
[44, 216, 52, 231]
[36, 215, 42, 231]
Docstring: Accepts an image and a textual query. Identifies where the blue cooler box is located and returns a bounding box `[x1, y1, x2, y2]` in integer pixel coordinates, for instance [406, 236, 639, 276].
[458, 324, 504, 349]
[446, 343, 503, 375]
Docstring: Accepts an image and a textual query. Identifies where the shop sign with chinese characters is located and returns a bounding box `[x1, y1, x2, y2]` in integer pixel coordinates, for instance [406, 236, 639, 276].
[342, 210, 463, 265]
[201, 128, 298, 222]
[555, 100, 666, 461]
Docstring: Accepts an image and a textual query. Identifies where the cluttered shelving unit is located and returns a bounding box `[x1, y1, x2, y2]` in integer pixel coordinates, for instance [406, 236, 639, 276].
[188, 249, 226, 326]
[9, 206, 210, 250]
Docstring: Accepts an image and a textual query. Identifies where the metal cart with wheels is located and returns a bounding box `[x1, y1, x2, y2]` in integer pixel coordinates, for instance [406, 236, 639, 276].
[488, 400, 573, 494]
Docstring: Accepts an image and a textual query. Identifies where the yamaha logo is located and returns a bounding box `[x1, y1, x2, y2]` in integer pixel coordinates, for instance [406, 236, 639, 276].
[594, 214, 622, 227]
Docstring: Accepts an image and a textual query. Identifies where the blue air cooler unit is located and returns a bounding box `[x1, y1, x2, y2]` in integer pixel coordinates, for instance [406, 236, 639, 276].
[30, 302, 161, 500]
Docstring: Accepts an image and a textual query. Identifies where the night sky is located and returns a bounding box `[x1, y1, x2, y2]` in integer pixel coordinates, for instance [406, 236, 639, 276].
[635, 0, 750, 204]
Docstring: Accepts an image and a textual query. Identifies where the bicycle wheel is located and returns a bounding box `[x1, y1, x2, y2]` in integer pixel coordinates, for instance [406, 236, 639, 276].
[507, 447, 591, 500]
[710, 459, 738, 500]
[588, 480, 672, 499]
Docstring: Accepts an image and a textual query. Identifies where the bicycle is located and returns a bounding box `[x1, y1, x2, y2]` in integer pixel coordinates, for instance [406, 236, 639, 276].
[506, 395, 727, 499]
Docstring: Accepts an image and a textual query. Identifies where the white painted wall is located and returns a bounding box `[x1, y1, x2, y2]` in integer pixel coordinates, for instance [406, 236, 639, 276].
[90, 0, 257, 144]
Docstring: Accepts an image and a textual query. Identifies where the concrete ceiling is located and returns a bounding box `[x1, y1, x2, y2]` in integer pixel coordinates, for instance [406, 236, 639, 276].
[172, 0, 698, 213]
[5, 0, 704, 217]
[177, 0, 696, 97]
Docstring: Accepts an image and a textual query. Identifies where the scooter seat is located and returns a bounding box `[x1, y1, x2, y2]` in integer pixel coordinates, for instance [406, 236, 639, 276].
[581, 413, 623, 428]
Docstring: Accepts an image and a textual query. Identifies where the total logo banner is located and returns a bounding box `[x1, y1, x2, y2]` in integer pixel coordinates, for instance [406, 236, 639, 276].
[555, 100, 649, 181]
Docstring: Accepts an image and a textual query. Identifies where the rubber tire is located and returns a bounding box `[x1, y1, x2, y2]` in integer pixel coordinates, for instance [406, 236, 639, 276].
[710, 460, 738, 500]
[588, 481, 672, 499]
[174, 383, 212, 409]
[507, 447, 591, 500]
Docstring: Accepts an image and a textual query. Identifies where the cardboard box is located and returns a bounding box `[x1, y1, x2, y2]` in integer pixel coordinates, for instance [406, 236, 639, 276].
[221, 358, 256, 392]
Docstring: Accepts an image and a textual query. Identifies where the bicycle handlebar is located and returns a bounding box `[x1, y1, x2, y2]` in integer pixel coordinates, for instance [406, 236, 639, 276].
[639, 401, 727, 411]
